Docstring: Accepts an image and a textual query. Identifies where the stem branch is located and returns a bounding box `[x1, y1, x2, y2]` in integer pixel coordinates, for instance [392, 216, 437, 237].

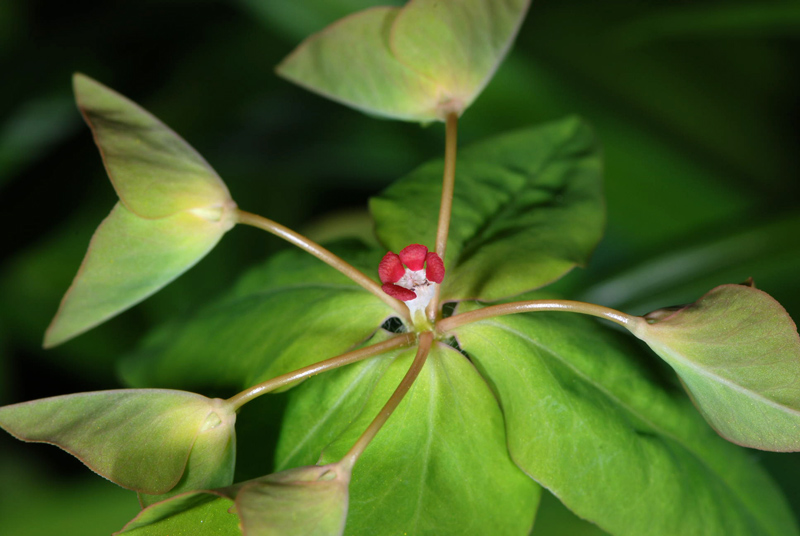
[434, 113, 459, 259]
[437, 300, 641, 333]
[340, 331, 434, 471]
[236, 209, 410, 322]
[227, 333, 414, 411]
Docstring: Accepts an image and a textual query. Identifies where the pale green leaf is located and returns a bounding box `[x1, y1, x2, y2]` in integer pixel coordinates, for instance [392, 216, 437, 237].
[276, 0, 529, 121]
[277, 7, 440, 122]
[630, 284, 800, 451]
[44, 202, 231, 348]
[455, 308, 798, 536]
[236, 464, 349, 536]
[0, 389, 236, 495]
[139, 400, 238, 506]
[391, 0, 529, 113]
[73, 73, 234, 219]
[45, 74, 238, 347]
[370, 117, 603, 301]
[277, 344, 540, 535]
[118, 465, 349, 536]
[120, 243, 394, 391]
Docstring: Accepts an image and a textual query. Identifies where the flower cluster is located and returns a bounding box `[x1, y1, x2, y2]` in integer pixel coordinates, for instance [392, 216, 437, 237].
[379, 244, 445, 319]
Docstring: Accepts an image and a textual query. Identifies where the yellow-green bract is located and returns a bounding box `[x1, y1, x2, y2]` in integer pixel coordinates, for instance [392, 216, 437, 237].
[44, 74, 237, 348]
[277, 0, 530, 122]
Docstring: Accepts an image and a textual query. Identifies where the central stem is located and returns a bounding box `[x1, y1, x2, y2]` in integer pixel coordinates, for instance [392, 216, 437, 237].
[427, 112, 459, 322]
[340, 331, 434, 471]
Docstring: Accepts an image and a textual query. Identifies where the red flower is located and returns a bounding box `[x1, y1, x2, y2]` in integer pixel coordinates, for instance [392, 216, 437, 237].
[379, 244, 445, 306]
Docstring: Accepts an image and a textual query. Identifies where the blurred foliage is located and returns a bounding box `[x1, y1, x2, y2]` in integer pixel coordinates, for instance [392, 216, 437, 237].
[1, 0, 799, 534]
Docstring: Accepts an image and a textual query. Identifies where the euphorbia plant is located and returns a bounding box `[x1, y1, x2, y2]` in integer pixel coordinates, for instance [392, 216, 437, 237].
[2, 1, 800, 535]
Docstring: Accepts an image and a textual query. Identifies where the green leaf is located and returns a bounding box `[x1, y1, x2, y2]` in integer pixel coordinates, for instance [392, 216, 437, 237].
[73, 73, 234, 219]
[276, 0, 529, 121]
[120, 243, 394, 391]
[455, 308, 798, 536]
[119, 464, 349, 536]
[0, 389, 236, 495]
[532, 491, 609, 536]
[630, 284, 800, 451]
[277, 344, 540, 535]
[370, 117, 604, 301]
[45, 75, 239, 348]
[275, 331, 402, 469]
[117, 491, 239, 536]
[45, 203, 232, 348]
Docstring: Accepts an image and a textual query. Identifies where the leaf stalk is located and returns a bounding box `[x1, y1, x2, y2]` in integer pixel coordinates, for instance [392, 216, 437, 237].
[437, 299, 641, 333]
[428, 112, 459, 321]
[227, 333, 415, 411]
[236, 209, 410, 322]
[340, 331, 434, 471]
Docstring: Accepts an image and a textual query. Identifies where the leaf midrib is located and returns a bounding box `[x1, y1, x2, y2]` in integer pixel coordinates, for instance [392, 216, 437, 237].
[453, 125, 575, 267]
[645, 337, 800, 418]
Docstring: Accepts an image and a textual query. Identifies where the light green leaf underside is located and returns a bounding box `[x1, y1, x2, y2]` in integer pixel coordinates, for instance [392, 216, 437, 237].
[74, 73, 233, 219]
[0, 389, 229, 495]
[139, 399, 237, 507]
[276, 0, 529, 121]
[370, 117, 604, 301]
[277, 344, 540, 535]
[632, 284, 800, 451]
[119, 465, 349, 536]
[119, 243, 393, 391]
[44, 202, 229, 348]
[455, 308, 798, 536]
[236, 465, 349, 536]
[277, 7, 441, 122]
[391, 0, 530, 111]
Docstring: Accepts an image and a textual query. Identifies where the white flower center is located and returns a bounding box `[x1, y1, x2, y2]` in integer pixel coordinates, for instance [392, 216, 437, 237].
[396, 268, 436, 319]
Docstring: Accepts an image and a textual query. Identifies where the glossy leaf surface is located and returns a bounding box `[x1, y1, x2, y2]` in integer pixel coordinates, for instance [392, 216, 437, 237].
[631, 284, 800, 451]
[455, 308, 798, 536]
[120, 243, 394, 390]
[276, 344, 540, 535]
[0, 389, 236, 495]
[371, 117, 603, 301]
[45, 203, 231, 348]
[276, 0, 529, 121]
[73, 73, 234, 219]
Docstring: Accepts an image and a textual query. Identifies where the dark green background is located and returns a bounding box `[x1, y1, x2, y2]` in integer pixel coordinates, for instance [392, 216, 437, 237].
[1, 1, 799, 534]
